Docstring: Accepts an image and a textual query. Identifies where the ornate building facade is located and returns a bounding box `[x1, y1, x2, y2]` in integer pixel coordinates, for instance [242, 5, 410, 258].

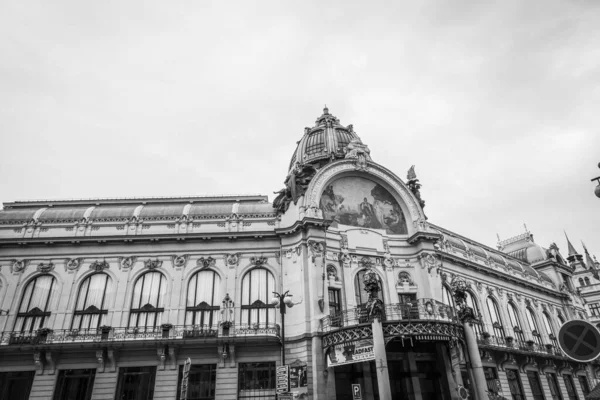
[0, 108, 598, 400]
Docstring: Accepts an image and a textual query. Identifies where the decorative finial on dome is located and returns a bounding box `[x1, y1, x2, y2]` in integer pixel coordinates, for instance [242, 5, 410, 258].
[323, 105, 329, 115]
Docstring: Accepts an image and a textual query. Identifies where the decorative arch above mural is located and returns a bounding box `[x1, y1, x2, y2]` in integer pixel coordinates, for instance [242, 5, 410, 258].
[319, 176, 407, 234]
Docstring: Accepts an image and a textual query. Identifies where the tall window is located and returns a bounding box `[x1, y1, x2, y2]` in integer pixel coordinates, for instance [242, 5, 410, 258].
[526, 371, 545, 400]
[72, 274, 112, 330]
[484, 367, 501, 396]
[525, 308, 543, 345]
[563, 375, 579, 400]
[442, 285, 455, 308]
[543, 312, 559, 349]
[115, 366, 156, 400]
[328, 288, 342, 327]
[354, 270, 384, 306]
[546, 373, 563, 400]
[590, 304, 600, 317]
[0, 371, 35, 400]
[506, 369, 525, 400]
[585, 277, 591, 286]
[186, 271, 220, 328]
[15, 275, 57, 332]
[486, 297, 504, 338]
[507, 303, 525, 342]
[129, 272, 167, 330]
[558, 313, 566, 324]
[578, 375, 590, 396]
[241, 268, 276, 327]
[465, 292, 482, 335]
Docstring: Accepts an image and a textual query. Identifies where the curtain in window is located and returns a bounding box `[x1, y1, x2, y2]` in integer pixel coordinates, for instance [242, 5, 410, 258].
[128, 272, 167, 330]
[486, 297, 504, 338]
[241, 268, 275, 326]
[15, 275, 58, 332]
[72, 274, 112, 330]
[186, 270, 220, 328]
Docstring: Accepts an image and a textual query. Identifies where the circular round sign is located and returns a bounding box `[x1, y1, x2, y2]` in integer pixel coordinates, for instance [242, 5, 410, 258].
[558, 319, 600, 362]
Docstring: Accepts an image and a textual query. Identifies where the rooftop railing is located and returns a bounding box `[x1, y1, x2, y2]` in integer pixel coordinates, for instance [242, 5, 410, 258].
[320, 298, 458, 333]
[475, 332, 564, 357]
[0, 323, 279, 346]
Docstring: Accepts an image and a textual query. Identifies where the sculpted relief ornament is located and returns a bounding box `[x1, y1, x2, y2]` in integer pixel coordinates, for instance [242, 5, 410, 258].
[145, 258, 163, 270]
[120, 256, 137, 271]
[172, 255, 189, 268]
[90, 260, 109, 272]
[37, 262, 55, 273]
[344, 139, 372, 171]
[225, 253, 241, 267]
[11, 259, 28, 274]
[307, 240, 325, 263]
[197, 257, 215, 269]
[250, 256, 268, 267]
[66, 258, 83, 271]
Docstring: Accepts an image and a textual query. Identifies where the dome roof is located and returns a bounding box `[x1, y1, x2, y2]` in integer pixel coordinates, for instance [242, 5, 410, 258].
[288, 107, 363, 172]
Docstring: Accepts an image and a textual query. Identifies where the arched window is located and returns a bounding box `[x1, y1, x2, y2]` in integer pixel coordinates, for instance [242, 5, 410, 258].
[354, 269, 385, 306]
[441, 285, 455, 308]
[15, 275, 58, 332]
[186, 270, 220, 328]
[398, 272, 411, 284]
[579, 278, 585, 286]
[465, 291, 482, 335]
[486, 297, 504, 338]
[129, 272, 167, 330]
[507, 303, 525, 342]
[543, 312, 558, 348]
[585, 277, 591, 286]
[72, 273, 112, 330]
[525, 308, 543, 345]
[241, 268, 276, 327]
[557, 313, 565, 324]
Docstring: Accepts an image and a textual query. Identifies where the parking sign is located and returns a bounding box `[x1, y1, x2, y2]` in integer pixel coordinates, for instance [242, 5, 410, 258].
[352, 384, 362, 400]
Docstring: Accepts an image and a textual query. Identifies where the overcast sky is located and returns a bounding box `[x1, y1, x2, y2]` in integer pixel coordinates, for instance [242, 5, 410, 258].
[1, 1, 598, 259]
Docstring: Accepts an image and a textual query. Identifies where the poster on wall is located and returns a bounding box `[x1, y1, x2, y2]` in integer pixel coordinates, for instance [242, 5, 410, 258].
[289, 364, 308, 398]
[319, 177, 407, 234]
[327, 339, 375, 368]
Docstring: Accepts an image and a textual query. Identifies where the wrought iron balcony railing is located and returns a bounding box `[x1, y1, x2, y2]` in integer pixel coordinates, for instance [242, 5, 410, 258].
[320, 299, 458, 333]
[0, 323, 280, 346]
[475, 333, 564, 357]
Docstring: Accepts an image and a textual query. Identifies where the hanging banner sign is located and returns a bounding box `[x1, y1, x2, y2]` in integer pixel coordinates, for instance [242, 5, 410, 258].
[276, 365, 289, 394]
[180, 357, 191, 400]
[327, 339, 375, 367]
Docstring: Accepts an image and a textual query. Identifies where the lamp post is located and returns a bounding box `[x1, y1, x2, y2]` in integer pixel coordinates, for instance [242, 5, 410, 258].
[592, 162, 600, 198]
[272, 290, 294, 365]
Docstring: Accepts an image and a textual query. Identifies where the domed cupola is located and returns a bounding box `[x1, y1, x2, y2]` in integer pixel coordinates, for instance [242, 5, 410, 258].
[288, 106, 366, 173]
[274, 107, 371, 214]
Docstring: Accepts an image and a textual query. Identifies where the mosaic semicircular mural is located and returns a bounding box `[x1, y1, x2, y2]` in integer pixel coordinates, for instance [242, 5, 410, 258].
[319, 177, 408, 234]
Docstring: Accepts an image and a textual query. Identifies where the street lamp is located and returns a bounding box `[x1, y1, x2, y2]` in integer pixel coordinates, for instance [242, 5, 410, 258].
[271, 290, 294, 365]
[592, 162, 600, 198]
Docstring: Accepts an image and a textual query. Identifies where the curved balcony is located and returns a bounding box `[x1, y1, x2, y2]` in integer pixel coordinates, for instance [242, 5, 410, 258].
[320, 299, 464, 349]
[475, 332, 566, 359]
[0, 323, 280, 348]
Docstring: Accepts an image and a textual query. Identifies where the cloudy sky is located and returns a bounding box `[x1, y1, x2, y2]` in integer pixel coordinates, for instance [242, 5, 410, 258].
[1, 1, 598, 258]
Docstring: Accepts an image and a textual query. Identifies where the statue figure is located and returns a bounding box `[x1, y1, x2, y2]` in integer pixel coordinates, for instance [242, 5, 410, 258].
[407, 165, 426, 211]
[345, 139, 371, 170]
[363, 268, 384, 320]
[273, 163, 317, 214]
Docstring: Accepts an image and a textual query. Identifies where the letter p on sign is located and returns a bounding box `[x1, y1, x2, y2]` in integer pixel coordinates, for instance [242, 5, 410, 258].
[352, 384, 362, 400]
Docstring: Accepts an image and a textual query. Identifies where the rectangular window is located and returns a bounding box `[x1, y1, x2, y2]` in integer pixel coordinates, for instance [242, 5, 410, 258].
[115, 366, 156, 400]
[546, 373, 563, 400]
[563, 375, 579, 400]
[589, 304, 600, 317]
[484, 367, 501, 395]
[328, 288, 342, 327]
[0, 371, 35, 400]
[526, 371, 545, 400]
[506, 369, 525, 400]
[53, 369, 96, 400]
[238, 362, 276, 400]
[177, 364, 216, 400]
[578, 375, 590, 396]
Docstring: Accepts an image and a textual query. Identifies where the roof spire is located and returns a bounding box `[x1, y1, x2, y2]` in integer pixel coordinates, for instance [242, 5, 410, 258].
[564, 231, 579, 256]
[582, 241, 597, 269]
[323, 104, 329, 115]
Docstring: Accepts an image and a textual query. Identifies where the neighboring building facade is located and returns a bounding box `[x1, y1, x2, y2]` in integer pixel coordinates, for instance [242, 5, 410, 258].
[0, 108, 598, 400]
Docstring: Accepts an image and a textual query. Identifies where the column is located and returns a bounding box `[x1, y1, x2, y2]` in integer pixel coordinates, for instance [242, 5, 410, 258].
[463, 321, 488, 400]
[372, 317, 391, 400]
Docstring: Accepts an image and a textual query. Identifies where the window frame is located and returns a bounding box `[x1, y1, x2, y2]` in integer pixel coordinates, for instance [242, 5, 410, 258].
[128, 272, 167, 330]
[72, 273, 111, 330]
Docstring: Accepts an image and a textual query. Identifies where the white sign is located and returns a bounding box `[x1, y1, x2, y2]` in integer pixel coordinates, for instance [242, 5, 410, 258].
[327, 339, 375, 367]
[180, 357, 191, 400]
[276, 365, 289, 394]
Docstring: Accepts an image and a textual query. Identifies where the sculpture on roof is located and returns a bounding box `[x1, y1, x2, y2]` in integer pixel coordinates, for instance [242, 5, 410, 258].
[273, 163, 318, 214]
[407, 165, 426, 212]
[344, 139, 371, 170]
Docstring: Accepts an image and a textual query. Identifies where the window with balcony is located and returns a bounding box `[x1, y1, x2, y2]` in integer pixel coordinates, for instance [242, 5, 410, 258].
[14, 275, 58, 332]
[128, 272, 167, 331]
[240, 268, 276, 327]
[486, 297, 505, 338]
[465, 291, 482, 335]
[526, 371, 545, 400]
[176, 364, 216, 400]
[238, 362, 276, 400]
[186, 270, 220, 330]
[72, 273, 112, 330]
[328, 288, 342, 327]
[506, 369, 525, 400]
[525, 307, 543, 345]
[546, 372, 563, 400]
[53, 369, 96, 400]
[115, 366, 156, 400]
[543, 312, 559, 350]
[507, 302, 525, 343]
[563, 374, 579, 400]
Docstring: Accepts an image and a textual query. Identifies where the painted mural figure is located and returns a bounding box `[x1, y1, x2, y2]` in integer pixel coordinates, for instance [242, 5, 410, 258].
[319, 177, 408, 234]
